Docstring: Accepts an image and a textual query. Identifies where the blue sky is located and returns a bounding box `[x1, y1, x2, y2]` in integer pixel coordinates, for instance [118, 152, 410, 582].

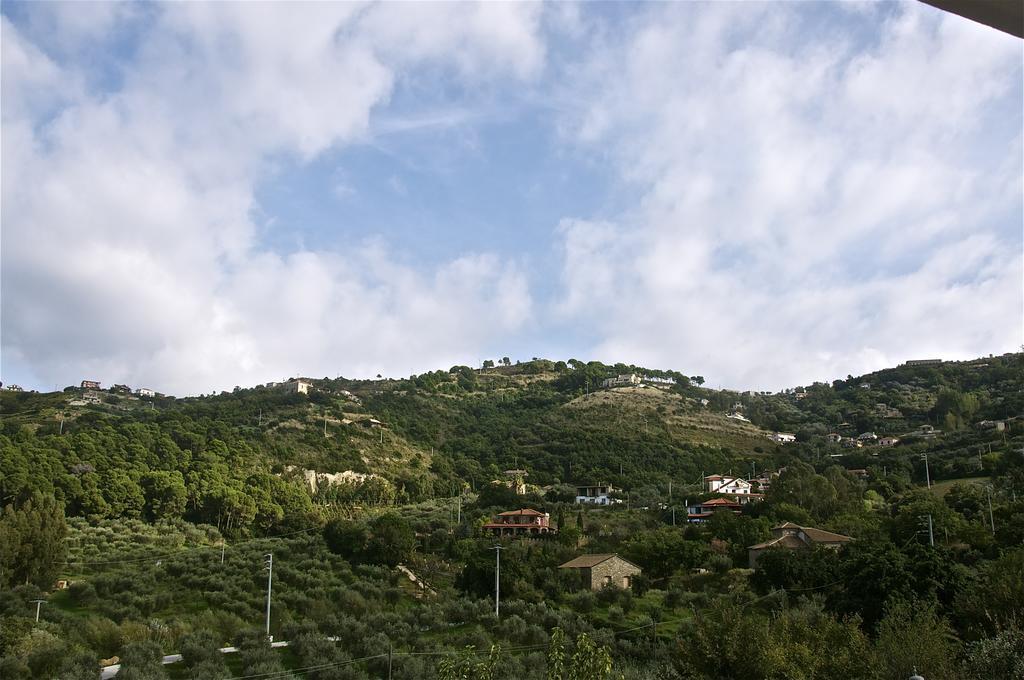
[2, 1, 1021, 396]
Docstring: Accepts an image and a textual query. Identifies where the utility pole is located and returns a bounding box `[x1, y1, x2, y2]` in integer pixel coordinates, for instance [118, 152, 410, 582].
[59, 415, 64, 435]
[457, 495, 461, 525]
[324, 413, 328, 437]
[671, 507, 676, 526]
[921, 453, 931, 488]
[30, 599, 45, 623]
[263, 553, 274, 640]
[258, 409, 262, 427]
[919, 514, 934, 547]
[491, 544, 503, 618]
[220, 539, 226, 565]
[387, 642, 393, 679]
[986, 486, 996, 535]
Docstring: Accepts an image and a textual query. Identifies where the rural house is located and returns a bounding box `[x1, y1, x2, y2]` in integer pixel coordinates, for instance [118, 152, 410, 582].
[686, 497, 743, 522]
[483, 509, 554, 537]
[601, 373, 641, 388]
[558, 554, 641, 590]
[747, 522, 852, 568]
[285, 378, 313, 394]
[703, 475, 762, 504]
[81, 380, 100, 389]
[575, 483, 621, 505]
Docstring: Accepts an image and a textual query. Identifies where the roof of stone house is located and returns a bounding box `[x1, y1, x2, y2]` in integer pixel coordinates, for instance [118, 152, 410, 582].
[750, 523, 853, 550]
[558, 554, 641, 570]
[748, 534, 808, 551]
[497, 508, 546, 517]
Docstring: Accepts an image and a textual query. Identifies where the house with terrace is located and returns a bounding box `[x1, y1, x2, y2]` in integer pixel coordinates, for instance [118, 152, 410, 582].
[483, 509, 554, 537]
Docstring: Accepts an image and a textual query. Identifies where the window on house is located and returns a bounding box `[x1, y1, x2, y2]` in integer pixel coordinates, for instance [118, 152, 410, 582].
[603, 575, 612, 586]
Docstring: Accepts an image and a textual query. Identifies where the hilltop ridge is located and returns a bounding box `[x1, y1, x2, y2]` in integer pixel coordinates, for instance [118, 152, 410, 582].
[1, 353, 1020, 525]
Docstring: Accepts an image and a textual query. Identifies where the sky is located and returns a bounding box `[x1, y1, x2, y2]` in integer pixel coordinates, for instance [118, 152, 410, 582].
[1, 1, 1021, 396]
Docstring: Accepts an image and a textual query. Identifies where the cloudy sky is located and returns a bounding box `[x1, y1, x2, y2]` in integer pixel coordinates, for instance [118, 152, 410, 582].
[2, 1, 1021, 396]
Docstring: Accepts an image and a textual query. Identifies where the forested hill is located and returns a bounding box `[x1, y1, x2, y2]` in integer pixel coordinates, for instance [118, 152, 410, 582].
[0, 353, 1021, 534]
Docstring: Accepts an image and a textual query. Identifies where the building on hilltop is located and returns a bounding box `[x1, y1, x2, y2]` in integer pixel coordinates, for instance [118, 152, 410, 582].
[558, 554, 641, 590]
[135, 387, 156, 397]
[81, 380, 100, 389]
[575, 483, 621, 505]
[747, 522, 852, 568]
[483, 509, 554, 537]
[284, 378, 313, 394]
[601, 373, 641, 388]
[904, 359, 943, 366]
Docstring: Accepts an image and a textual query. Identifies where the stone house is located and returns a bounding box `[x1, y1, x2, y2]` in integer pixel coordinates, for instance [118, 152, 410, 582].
[558, 554, 641, 590]
[747, 522, 852, 568]
[284, 379, 313, 394]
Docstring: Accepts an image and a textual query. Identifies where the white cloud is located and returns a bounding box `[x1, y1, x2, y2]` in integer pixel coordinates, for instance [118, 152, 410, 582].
[553, 3, 1023, 389]
[1, 3, 542, 394]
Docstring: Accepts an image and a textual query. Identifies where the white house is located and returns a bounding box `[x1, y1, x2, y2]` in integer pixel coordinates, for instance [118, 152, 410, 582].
[575, 484, 622, 505]
[135, 387, 156, 397]
[601, 374, 641, 388]
[769, 432, 797, 443]
[726, 412, 750, 423]
[703, 475, 762, 505]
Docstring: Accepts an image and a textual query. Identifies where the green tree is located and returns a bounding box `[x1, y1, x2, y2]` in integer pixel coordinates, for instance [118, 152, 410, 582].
[960, 624, 1024, 680]
[365, 514, 416, 566]
[0, 493, 67, 588]
[437, 644, 502, 680]
[547, 627, 619, 680]
[140, 471, 187, 521]
[874, 600, 961, 680]
[117, 641, 167, 680]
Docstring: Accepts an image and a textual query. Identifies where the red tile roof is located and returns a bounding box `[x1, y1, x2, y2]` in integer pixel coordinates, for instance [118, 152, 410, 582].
[497, 508, 546, 517]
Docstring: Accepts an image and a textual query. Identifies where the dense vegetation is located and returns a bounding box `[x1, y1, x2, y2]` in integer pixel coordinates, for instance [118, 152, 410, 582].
[0, 353, 1021, 678]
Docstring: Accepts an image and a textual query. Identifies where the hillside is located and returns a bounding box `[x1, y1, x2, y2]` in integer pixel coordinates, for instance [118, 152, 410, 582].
[2, 354, 1021, 523]
[1, 354, 1022, 678]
